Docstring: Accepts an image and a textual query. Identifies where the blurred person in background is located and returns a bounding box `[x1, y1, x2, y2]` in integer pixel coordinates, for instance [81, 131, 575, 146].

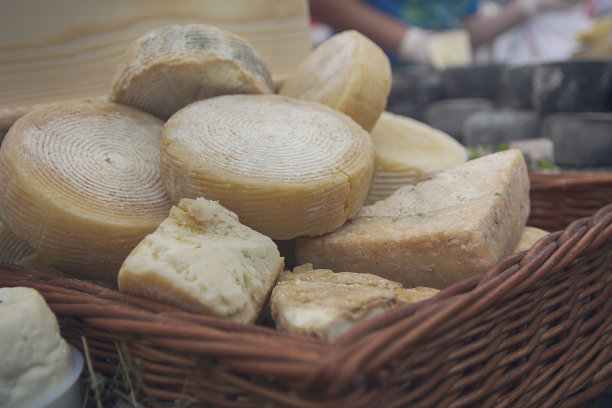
[308, 0, 594, 66]
[491, 0, 612, 64]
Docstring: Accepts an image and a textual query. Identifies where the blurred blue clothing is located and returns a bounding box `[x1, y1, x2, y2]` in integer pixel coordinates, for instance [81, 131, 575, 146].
[365, 0, 480, 29]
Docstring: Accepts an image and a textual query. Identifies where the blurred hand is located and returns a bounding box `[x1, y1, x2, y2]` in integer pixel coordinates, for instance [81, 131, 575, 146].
[397, 26, 431, 66]
[518, 0, 586, 16]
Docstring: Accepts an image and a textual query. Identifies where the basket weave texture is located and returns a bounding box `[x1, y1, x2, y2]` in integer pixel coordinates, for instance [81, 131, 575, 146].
[0, 172, 611, 408]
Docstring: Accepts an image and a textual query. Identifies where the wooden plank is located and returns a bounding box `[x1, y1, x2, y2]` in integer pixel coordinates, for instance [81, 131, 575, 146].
[0, 0, 312, 130]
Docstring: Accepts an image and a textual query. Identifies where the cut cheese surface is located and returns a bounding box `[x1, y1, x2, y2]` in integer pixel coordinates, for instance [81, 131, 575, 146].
[118, 198, 284, 324]
[278, 30, 391, 131]
[109, 24, 275, 120]
[160, 94, 375, 240]
[0, 98, 172, 282]
[270, 264, 439, 341]
[367, 111, 468, 204]
[0, 287, 73, 408]
[295, 149, 530, 289]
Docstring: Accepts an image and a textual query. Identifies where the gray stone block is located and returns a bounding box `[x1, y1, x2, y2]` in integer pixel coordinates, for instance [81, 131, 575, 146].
[462, 109, 540, 147]
[424, 98, 495, 142]
[500, 64, 537, 109]
[387, 65, 445, 122]
[542, 113, 612, 167]
[532, 60, 612, 113]
[441, 64, 503, 101]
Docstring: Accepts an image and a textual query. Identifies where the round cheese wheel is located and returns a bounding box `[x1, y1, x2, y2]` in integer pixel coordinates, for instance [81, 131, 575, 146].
[366, 111, 468, 204]
[0, 98, 173, 282]
[160, 94, 374, 240]
[278, 30, 391, 132]
[109, 24, 275, 120]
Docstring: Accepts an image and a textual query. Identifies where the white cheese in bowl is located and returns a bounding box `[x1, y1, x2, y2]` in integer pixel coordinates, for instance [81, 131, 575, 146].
[0, 287, 74, 408]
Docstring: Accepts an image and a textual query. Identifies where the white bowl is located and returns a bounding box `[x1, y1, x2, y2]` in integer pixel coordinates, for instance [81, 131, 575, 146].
[31, 345, 84, 408]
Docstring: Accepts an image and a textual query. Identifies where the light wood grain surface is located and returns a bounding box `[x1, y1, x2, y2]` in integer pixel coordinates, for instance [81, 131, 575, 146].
[0, 0, 312, 130]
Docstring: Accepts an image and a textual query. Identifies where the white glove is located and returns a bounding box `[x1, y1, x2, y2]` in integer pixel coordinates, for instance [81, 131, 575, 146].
[518, 0, 585, 16]
[397, 26, 431, 66]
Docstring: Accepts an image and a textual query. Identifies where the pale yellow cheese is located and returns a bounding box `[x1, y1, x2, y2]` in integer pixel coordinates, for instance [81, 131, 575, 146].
[279, 30, 391, 131]
[428, 29, 473, 70]
[366, 111, 468, 204]
[295, 149, 530, 289]
[118, 198, 284, 324]
[109, 24, 275, 120]
[514, 226, 549, 253]
[160, 94, 374, 240]
[0, 287, 73, 408]
[0, 221, 34, 264]
[0, 98, 172, 282]
[270, 264, 439, 341]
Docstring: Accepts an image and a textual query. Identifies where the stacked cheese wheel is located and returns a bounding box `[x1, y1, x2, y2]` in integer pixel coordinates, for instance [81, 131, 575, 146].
[109, 24, 275, 119]
[161, 94, 374, 240]
[279, 30, 391, 131]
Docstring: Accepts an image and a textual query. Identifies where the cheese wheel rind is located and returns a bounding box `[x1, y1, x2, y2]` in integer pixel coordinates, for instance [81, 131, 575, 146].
[366, 111, 468, 204]
[160, 94, 375, 240]
[0, 221, 34, 264]
[0, 98, 172, 281]
[279, 30, 391, 131]
[109, 24, 275, 120]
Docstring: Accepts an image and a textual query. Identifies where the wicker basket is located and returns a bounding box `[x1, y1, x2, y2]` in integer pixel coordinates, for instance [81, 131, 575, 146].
[0, 172, 611, 408]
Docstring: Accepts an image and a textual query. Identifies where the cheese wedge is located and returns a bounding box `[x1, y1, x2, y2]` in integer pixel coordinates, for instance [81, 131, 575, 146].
[0, 287, 73, 408]
[270, 264, 439, 340]
[118, 198, 284, 324]
[0, 99, 172, 282]
[278, 30, 391, 131]
[295, 149, 530, 289]
[0, 221, 34, 264]
[366, 111, 468, 204]
[514, 226, 549, 253]
[160, 94, 375, 240]
[109, 24, 275, 120]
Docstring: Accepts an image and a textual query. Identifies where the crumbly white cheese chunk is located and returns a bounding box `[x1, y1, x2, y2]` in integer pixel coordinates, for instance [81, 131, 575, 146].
[118, 197, 284, 324]
[270, 264, 438, 340]
[0, 287, 73, 408]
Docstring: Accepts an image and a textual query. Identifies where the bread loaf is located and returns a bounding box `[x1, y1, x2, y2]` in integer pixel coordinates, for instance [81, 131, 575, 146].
[0, 287, 73, 408]
[160, 94, 375, 240]
[279, 30, 391, 131]
[270, 264, 439, 340]
[295, 149, 530, 289]
[118, 198, 284, 324]
[109, 24, 275, 120]
[0, 98, 172, 282]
